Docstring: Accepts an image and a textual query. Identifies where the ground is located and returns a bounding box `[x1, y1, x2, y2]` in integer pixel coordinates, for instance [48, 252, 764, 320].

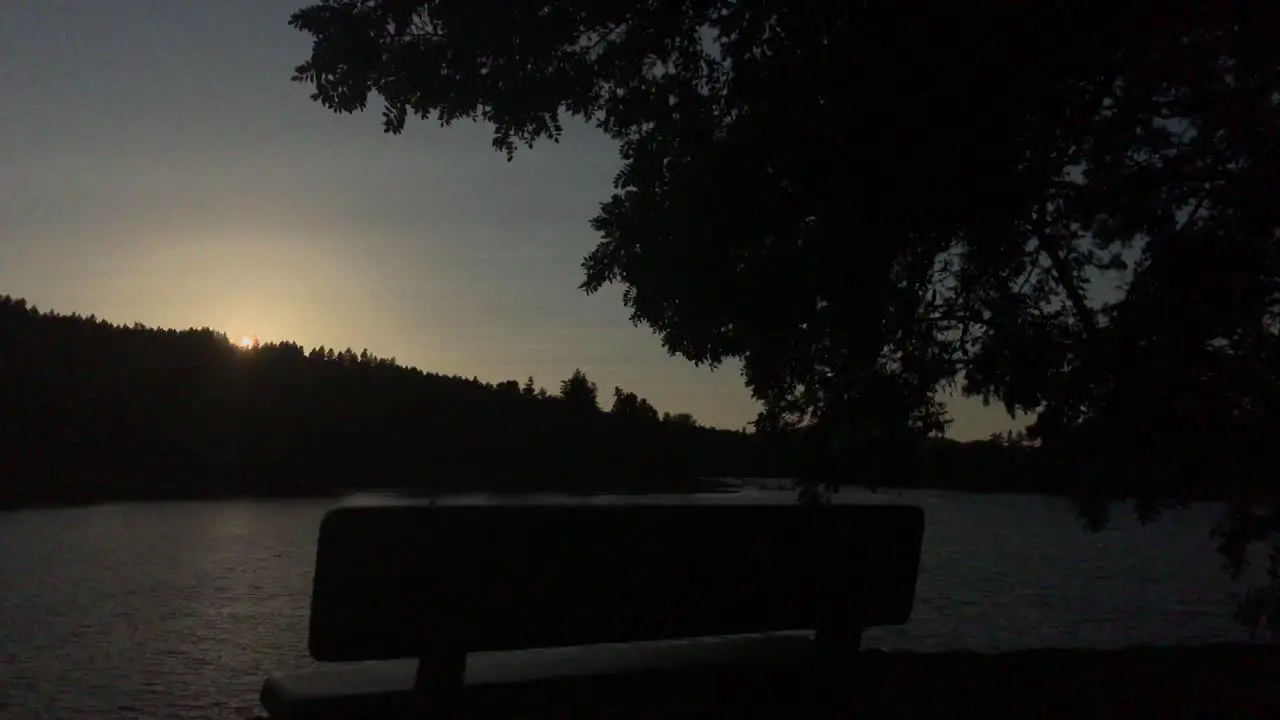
[254, 644, 1279, 718]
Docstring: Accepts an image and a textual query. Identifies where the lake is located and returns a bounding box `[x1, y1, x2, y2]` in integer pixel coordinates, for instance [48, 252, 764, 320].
[0, 489, 1265, 719]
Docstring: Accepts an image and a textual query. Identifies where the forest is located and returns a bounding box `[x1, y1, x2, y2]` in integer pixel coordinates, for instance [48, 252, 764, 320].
[0, 295, 796, 507]
[0, 294, 1266, 511]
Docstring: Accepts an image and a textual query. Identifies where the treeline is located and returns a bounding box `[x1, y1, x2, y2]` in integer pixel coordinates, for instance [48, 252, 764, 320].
[0, 295, 815, 507]
[8, 294, 1254, 510]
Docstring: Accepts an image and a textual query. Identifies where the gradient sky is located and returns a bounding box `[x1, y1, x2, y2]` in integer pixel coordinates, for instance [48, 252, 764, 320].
[1, 0, 1019, 439]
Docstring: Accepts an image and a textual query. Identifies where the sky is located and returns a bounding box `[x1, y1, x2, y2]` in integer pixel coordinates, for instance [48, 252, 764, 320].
[0, 0, 1018, 440]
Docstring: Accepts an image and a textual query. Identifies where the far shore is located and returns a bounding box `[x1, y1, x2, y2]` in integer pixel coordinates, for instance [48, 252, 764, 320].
[0, 476, 744, 513]
[5, 473, 1271, 514]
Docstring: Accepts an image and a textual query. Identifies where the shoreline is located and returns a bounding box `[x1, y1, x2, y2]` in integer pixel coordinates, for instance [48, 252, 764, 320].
[0, 477, 744, 513]
[3, 477, 1265, 515]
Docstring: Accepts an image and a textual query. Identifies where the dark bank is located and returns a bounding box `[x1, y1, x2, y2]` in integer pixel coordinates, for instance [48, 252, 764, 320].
[3, 295, 1272, 513]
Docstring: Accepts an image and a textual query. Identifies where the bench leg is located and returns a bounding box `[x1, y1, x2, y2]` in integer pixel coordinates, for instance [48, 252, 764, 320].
[814, 624, 864, 714]
[413, 651, 466, 717]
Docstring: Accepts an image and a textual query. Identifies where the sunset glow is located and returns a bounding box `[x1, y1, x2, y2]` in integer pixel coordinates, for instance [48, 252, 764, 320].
[239, 335, 255, 349]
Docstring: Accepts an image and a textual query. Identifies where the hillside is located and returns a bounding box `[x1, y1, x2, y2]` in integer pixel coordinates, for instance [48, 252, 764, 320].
[0, 295, 796, 507]
[7, 294, 1261, 511]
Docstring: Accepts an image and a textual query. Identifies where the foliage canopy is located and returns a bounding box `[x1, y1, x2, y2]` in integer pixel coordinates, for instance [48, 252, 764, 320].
[290, 1, 1280, 632]
[290, 2, 1276, 460]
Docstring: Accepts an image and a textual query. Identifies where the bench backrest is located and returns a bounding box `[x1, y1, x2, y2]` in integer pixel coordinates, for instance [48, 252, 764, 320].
[307, 501, 924, 662]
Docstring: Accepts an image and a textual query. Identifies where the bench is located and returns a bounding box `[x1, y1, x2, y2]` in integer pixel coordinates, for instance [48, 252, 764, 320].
[260, 496, 925, 718]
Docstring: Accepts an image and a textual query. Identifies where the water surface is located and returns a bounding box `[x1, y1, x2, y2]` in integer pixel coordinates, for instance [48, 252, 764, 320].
[0, 489, 1260, 719]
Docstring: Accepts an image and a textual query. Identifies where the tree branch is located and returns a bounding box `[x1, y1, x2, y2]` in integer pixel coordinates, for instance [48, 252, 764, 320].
[1038, 201, 1098, 337]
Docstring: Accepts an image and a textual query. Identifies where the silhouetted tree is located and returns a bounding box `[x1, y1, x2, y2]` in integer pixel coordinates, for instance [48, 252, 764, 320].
[662, 412, 699, 428]
[610, 386, 659, 422]
[558, 368, 600, 413]
[610, 386, 638, 414]
[290, 2, 1280, 631]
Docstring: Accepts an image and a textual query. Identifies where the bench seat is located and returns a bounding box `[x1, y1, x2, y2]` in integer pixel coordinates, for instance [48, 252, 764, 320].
[262, 632, 816, 719]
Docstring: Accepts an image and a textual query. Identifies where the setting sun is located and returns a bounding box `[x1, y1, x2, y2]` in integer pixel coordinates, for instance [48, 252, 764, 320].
[239, 335, 255, 349]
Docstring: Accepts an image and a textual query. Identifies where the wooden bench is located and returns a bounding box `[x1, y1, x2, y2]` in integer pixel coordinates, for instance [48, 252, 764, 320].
[260, 496, 924, 718]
